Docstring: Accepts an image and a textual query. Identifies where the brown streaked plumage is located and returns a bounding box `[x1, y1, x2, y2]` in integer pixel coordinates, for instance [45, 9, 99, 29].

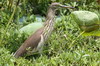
[14, 28, 44, 58]
[14, 2, 74, 58]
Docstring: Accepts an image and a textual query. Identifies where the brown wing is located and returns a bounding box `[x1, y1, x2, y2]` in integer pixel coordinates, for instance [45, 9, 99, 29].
[14, 27, 44, 58]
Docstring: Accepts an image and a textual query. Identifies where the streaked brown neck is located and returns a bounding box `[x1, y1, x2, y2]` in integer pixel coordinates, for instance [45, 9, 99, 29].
[43, 7, 56, 40]
[44, 6, 56, 26]
[46, 7, 55, 21]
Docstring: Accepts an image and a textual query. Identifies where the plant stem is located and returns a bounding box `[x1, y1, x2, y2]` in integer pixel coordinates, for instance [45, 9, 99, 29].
[68, 31, 85, 49]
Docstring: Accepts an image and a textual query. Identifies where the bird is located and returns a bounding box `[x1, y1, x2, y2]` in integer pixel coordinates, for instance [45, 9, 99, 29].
[14, 2, 74, 58]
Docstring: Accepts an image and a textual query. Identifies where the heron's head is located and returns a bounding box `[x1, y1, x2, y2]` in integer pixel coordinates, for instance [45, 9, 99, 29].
[50, 3, 74, 10]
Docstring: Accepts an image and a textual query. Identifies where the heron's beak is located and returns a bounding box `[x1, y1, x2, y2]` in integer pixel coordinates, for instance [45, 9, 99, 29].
[60, 5, 74, 8]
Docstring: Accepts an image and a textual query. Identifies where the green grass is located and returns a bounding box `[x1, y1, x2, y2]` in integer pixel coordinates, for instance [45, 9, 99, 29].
[0, 0, 100, 66]
[0, 15, 100, 66]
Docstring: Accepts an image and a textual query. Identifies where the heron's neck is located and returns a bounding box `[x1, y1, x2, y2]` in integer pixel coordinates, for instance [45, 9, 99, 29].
[47, 8, 55, 20]
[42, 8, 56, 40]
[45, 8, 56, 25]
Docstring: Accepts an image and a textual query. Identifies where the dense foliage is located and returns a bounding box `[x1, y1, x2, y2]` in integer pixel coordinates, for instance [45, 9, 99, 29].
[0, 0, 100, 65]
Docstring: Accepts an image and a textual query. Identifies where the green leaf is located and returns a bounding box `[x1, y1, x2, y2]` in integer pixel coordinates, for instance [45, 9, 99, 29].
[19, 22, 43, 35]
[82, 29, 100, 36]
[71, 11, 100, 36]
